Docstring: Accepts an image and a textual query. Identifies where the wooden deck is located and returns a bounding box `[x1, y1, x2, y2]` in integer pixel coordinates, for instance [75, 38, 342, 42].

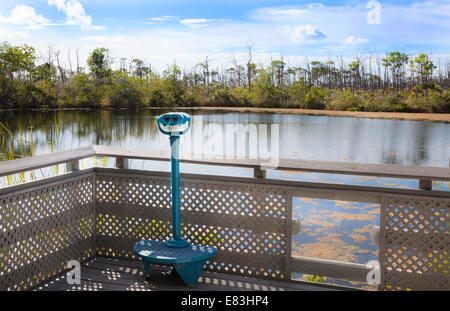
[32, 257, 340, 291]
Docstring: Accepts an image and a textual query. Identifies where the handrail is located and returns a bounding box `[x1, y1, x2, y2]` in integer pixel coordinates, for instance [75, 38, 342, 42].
[0, 145, 95, 177]
[291, 256, 373, 283]
[1, 145, 449, 184]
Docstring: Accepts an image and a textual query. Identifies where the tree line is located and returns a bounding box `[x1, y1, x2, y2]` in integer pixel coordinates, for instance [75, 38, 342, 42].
[0, 41, 449, 113]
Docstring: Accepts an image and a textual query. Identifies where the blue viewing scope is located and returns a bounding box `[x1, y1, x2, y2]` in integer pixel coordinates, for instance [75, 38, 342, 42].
[157, 112, 191, 137]
[156, 112, 191, 248]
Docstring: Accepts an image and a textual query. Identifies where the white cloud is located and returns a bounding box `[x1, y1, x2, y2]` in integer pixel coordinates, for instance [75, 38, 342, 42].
[0, 5, 49, 29]
[253, 1, 450, 47]
[48, 0, 66, 11]
[266, 9, 306, 17]
[0, 27, 30, 39]
[179, 18, 215, 28]
[81, 35, 126, 44]
[148, 18, 168, 22]
[286, 25, 326, 44]
[143, 16, 177, 24]
[307, 3, 323, 9]
[145, 16, 216, 27]
[343, 36, 370, 45]
[48, 0, 104, 30]
[148, 16, 175, 22]
[251, 7, 307, 21]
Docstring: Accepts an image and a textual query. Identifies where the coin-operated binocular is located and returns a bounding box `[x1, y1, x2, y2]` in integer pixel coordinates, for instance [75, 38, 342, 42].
[134, 112, 216, 286]
[157, 112, 191, 137]
[157, 113, 191, 248]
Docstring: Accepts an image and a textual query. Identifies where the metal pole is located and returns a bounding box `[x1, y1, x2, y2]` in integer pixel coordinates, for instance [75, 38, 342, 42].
[171, 135, 181, 241]
[165, 134, 189, 248]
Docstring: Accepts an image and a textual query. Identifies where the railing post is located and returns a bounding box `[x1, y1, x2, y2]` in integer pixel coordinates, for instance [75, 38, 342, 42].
[115, 157, 129, 169]
[285, 193, 293, 281]
[254, 167, 266, 179]
[66, 160, 79, 173]
[419, 179, 432, 190]
[379, 197, 387, 291]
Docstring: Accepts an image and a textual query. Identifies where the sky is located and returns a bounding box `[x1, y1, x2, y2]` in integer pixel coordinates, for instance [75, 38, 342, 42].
[0, 0, 449, 70]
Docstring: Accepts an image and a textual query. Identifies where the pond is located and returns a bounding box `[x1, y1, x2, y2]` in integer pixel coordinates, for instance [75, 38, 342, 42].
[1, 110, 449, 289]
[1, 110, 449, 166]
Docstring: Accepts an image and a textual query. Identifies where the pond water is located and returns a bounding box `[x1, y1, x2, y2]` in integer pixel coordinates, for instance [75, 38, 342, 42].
[1, 110, 449, 289]
[2, 110, 449, 166]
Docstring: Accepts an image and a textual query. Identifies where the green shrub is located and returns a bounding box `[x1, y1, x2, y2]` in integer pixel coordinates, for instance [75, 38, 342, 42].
[229, 86, 251, 107]
[58, 73, 102, 108]
[249, 68, 285, 108]
[328, 89, 363, 111]
[104, 72, 144, 109]
[412, 83, 442, 94]
[149, 89, 165, 107]
[288, 80, 307, 108]
[405, 89, 450, 113]
[304, 86, 328, 109]
[15, 84, 45, 109]
[250, 84, 283, 108]
[430, 90, 450, 113]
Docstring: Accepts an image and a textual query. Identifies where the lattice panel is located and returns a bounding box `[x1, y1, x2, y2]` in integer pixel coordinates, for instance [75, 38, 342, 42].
[381, 196, 450, 291]
[95, 173, 291, 280]
[0, 175, 96, 291]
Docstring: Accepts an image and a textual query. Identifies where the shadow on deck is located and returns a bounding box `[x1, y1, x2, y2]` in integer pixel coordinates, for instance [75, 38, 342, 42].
[32, 257, 340, 291]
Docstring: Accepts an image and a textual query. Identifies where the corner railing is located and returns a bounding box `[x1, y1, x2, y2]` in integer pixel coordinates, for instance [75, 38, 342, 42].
[0, 145, 449, 291]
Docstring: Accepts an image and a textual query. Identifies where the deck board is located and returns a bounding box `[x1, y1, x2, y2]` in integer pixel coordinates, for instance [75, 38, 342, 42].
[32, 257, 341, 291]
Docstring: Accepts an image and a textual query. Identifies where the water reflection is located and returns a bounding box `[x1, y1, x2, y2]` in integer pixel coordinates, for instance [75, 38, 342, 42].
[1, 110, 449, 166]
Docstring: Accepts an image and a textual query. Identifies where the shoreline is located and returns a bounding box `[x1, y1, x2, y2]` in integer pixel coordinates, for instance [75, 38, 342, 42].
[1, 107, 449, 123]
[160, 107, 450, 123]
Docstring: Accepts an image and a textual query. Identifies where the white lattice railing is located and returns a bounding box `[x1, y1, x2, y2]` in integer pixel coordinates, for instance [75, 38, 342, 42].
[0, 146, 449, 291]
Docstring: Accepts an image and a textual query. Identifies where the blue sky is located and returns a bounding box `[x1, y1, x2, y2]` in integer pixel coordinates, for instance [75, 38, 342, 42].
[0, 0, 449, 69]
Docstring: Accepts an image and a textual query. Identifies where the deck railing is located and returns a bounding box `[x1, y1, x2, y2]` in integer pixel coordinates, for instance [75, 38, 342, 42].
[0, 145, 449, 291]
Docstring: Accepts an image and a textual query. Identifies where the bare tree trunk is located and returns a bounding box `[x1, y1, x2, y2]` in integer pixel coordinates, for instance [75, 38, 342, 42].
[247, 44, 253, 89]
[54, 50, 66, 83]
[67, 47, 73, 77]
[75, 47, 81, 74]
